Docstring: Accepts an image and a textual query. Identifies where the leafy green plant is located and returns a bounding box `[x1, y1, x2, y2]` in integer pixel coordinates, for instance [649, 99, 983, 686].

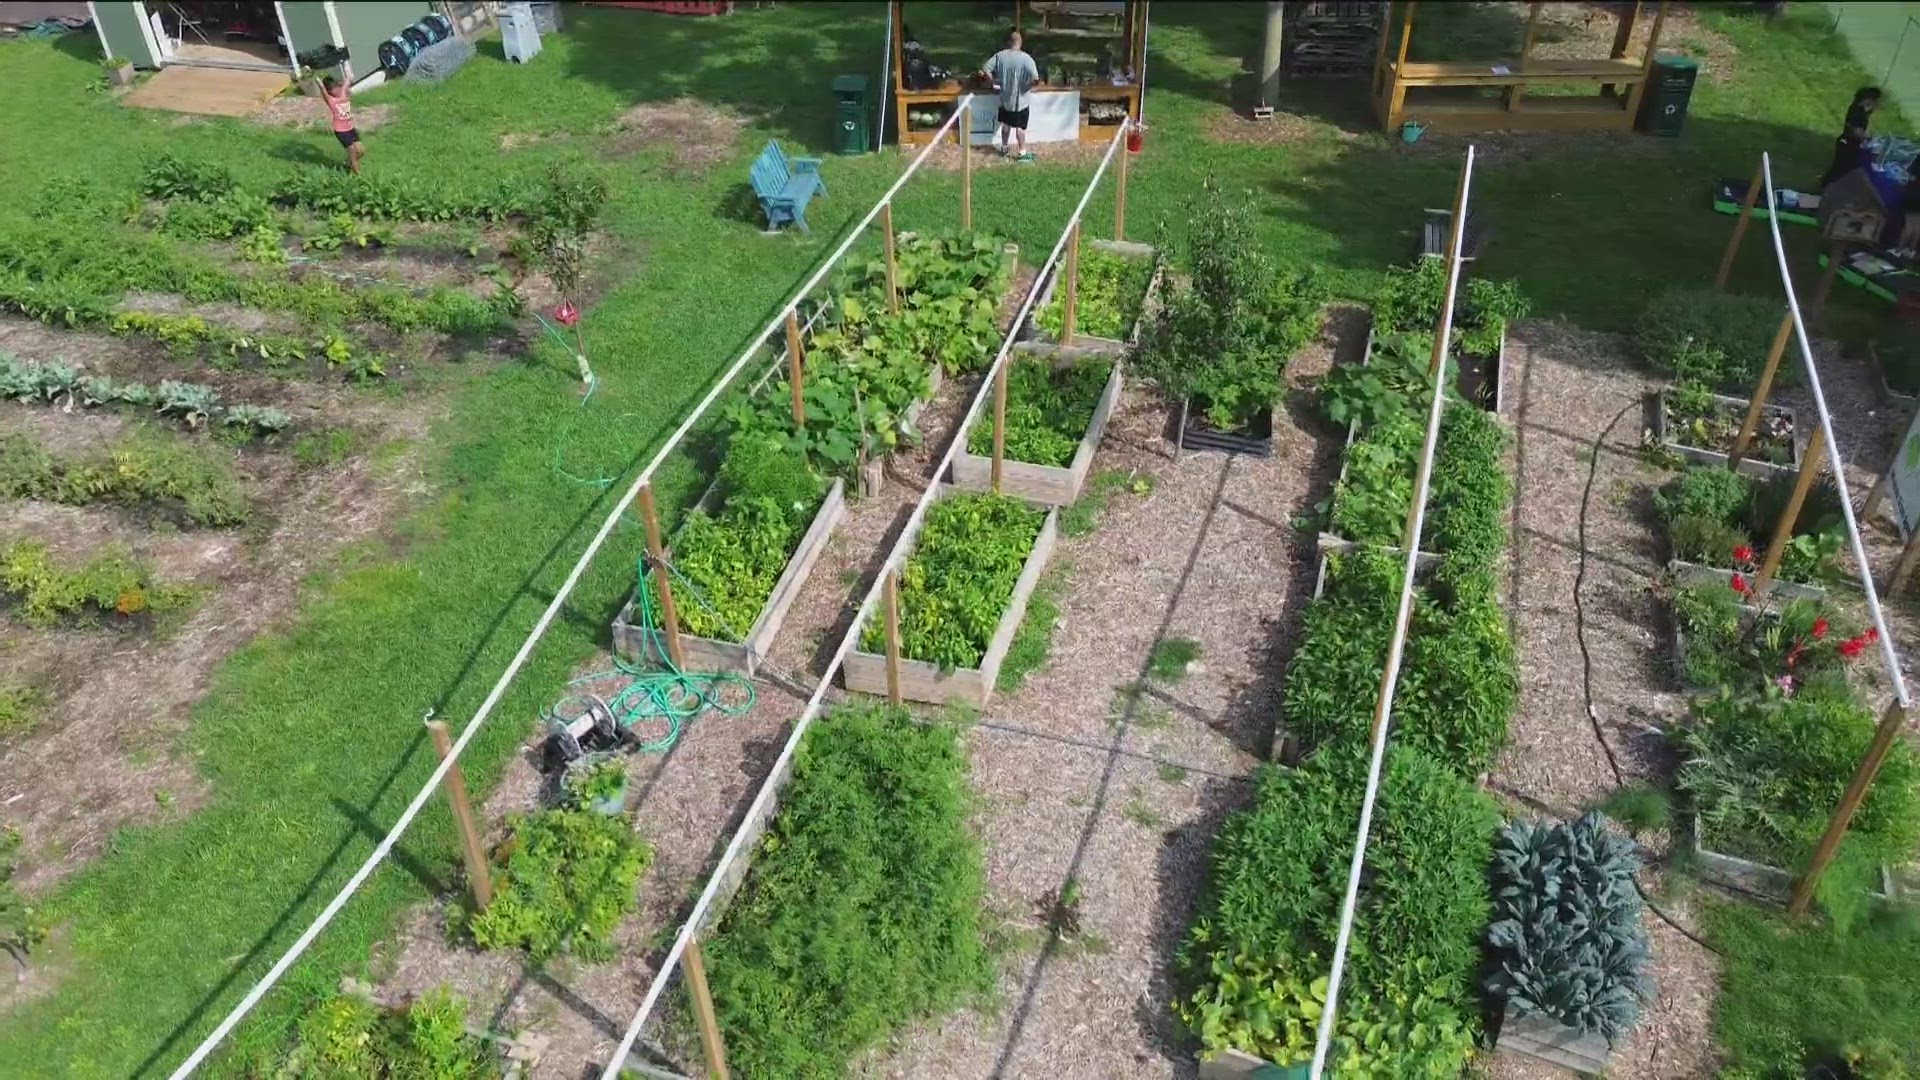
[140, 154, 237, 202]
[1035, 243, 1154, 340]
[1146, 637, 1202, 683]
[155, 379, 220, 428]
[562, 757, 628, 812]
[997, 567, 1063, 693]
[274, 988, 498, 1078]
[0, 539, 193, 627]
[965, 357, 1111, 467]
[465, 807, 651, 961]
[1373, 257, 1529, 361]
[1657, 465, 1840, 584]
[1597, 783, 1673, 836]
[704, 704, 991, 1080]
[1327, 403, 1512, 569]
[1637, 289, 1794, 392]
[0, 684, 46, 740]
[1318, 330, 1445, 430]
[0, 430, 249, 527]
[1485, 813, 1652, 1044]
[863, 493, 1045, 668]
[1670, 581, 1866, 694]
[1, 826, 47, 969]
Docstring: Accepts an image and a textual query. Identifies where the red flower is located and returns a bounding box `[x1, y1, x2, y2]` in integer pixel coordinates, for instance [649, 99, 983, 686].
[1840, 636, 1867, 659]
[1733, 544, 1756, 564]
[555, 300, 581, 327]
[1731, 573, 1750, 596]
[1867, 627, 1881, 644]
[1787, 643, 1806, 669]
[1813, 617, 1830, 640]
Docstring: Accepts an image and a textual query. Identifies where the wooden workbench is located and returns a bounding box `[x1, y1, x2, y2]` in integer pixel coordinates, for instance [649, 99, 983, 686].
[895, 80, 1139, 147]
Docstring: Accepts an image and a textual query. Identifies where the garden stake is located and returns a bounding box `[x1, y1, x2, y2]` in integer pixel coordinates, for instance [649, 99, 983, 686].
[638, 484, 687, 669]
[991, 360, 1008, 492]
[1714, 162, 1764, 290]
[1061, 221, 1081, 346]
[785, 308, 805, 426]
[1726, 310, 1796, 472]
[962, 100, 973, 231]
[1751, 427, 1828, 598]
[1862, 465, 1891, 522]
[681, 934, 732, 1079]
[425, 720, 492, 911]
[882, 202, 900, 315]
[1809, 241, 1844, 319]
[884, 569, 904, 705]
[1114, 119, 1129, 240]
[1789, 699, 1911, 916]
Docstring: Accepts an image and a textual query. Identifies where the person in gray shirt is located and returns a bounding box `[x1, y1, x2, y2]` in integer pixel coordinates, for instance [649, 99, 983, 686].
[982, 30, 1040, 161]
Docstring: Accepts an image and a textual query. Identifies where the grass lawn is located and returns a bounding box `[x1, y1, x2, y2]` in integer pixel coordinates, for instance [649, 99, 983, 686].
[0, 2, 1912, 1074]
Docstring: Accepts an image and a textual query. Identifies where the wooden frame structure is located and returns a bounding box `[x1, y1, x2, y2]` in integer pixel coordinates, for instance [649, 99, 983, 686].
[891, 1, 1146, 148]
[1372, 1, 1669, 134]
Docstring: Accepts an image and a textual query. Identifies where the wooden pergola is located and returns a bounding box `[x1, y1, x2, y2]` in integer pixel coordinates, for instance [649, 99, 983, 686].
[1372, 1, 1670, 134]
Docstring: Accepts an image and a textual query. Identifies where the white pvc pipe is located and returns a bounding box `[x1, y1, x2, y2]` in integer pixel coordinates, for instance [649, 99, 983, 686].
[1309, 145, 1477, 1079]
[1758, 153, 1910, 706]
[164, 97, 977, 1080]
[596, 121, 1132, 1080]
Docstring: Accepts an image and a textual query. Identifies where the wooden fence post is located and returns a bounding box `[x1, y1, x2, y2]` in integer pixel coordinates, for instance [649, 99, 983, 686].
[638, 484, 687, 669]
[1751, 428, 1828, 598]
[1891, 525, 1920, 594]
[883, 569, 904, 705]
[1714, 163, 1764, 290]
[1862, 467, 1891, 522]
[1789, 699, 1911, 916]
[682, 934, 732, 1079]
[991, 360, 1008, 493]
[1061, 221, 1081, 346]
[1114, 121, 1130, 241]
[962, 100, 973, 232]
[881, 202, 900, 315]
[1810, 242, 1845, 319]
[785, 308, 806, 426]
[1727, 311, 1796, 472]
[426, 720, 492, 911]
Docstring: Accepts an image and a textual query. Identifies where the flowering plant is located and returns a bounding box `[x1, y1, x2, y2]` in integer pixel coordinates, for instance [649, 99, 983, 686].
[1672, 581, 1865, 694]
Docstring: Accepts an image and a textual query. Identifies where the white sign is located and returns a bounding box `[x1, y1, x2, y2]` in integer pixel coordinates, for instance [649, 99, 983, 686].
[1887, 403, 1920, 539]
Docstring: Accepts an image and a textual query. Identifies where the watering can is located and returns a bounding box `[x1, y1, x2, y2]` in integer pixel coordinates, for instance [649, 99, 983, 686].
[1400, 120, 1429, 144]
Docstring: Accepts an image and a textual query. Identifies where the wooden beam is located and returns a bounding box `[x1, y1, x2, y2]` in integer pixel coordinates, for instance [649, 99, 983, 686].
[1509, 1, 1543, 111]
[638, 484, 686, 669]
[881, 202, 900, 315]
[962, 100, 973, 230]
[1810, 242, 1845, 318]
[1892, 522, 1920, 594]
[890, 1, 905, 91]
[992, 359, 1008, 493]
[1788, 699, 1911, 916]
[1727, 311, 1795, 470]
[1715, 163, 1765, 290]
[426, 720, 492, 911]
[1114, 119, 1130, 240]
[1061, 221, 1081, 345]
[785, 308, 805, 426]
[1751, 428, 1827, 599]
[1622, 1, 1668, 122]
[883, 569, 904, 705]
[682, 935, 732, 1079]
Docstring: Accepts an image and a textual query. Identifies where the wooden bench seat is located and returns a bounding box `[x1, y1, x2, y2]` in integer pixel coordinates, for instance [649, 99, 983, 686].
[750, 139, 827, 233]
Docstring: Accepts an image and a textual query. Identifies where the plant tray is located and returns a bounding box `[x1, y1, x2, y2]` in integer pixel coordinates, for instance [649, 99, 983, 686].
[1493, 1006, 1613, 1075]
[1177, 396, 1274, 456]
[1023, 238, 1162, 354]
[1710, 177, 1820, 227]
[1868, 341, 1920, 406]
[1652, 388, 1800, 479]
[950, 356, 1123, 506]
[843, 487, 1059, 707]
[611, 478, 846, 676]
[1668, 558, 1825, 602]
[1688, 816, 1894, 903]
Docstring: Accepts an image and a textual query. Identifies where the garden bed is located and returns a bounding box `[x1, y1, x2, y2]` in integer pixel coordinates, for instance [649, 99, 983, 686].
[842, 487, 1058, 707]
[1688, 816, 1895, 903]
[1175, 394, 1275, 456]
[1868, 339, 1920, 406]
[951, 355, 1122, 506]
[611, 478, 846, 676]
[1669, 557, 1824, 602]
[1653, 387, 1800, 478]
[1023, 238, 1161, 354]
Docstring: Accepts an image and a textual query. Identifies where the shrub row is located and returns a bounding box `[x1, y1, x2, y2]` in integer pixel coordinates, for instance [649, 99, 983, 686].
[0, 430, 249, 527]
[1, 538, 194, 627]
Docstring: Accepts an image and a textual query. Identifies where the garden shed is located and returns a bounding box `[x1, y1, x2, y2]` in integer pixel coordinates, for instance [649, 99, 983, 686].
[88, 1, 434, 87]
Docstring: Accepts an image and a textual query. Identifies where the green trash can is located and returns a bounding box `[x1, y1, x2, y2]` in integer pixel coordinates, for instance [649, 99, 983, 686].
[1638, 55, 1700, 137]
[833, 74, 871, 155]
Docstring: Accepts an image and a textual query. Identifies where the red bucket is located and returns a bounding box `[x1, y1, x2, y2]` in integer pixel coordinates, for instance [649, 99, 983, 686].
[1126, 126, 1144, 153]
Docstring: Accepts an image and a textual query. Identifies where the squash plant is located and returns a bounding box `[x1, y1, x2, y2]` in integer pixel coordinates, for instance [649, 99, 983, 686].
[1035, 244, 1154, 341]
[464, 806, 652, 962]
[1373, 257, 1529, 362]
[862, 492, 1046, 668]
[965, 357, 1113, 467]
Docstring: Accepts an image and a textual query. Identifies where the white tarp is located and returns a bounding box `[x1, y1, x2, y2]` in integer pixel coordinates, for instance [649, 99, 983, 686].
[970, 89, 1079, 145]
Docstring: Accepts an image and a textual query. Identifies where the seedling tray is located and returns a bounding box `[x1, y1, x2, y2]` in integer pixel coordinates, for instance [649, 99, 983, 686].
[1711, 177, 1820, 226]
[1652, 388, 1800, 479]
[951, 355, 1123, 506]
[843, 486, 1059, 707]
[612, 478, 847, 676]
[1022, 238, 1162, 354]
[1688, 816, 1894, 903]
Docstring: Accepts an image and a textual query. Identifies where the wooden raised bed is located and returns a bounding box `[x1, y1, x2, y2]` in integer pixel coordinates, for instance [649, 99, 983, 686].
[1023, 238, 1162, 354]
[950, 356, 1123, 506]
[612, 479, 847, 676]
[842, 487, 1059, 707]
[1688, 817, 1894, 903]
[1652, 388, 1801, 479]
[1668, 558, 1824, 603]
[1493, 1008, 1612, 1075]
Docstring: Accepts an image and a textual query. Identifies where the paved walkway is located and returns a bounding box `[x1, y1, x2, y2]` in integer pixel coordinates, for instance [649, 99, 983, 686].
[1830, 2, 1920, 117]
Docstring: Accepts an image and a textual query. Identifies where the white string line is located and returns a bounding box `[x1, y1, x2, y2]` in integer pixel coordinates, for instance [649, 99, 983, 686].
[164, 97, 977, 1080]
[1309, 145, 1477, 1080]
[1758, 152, 1911, 707]
[597, 121, 1131, 1080]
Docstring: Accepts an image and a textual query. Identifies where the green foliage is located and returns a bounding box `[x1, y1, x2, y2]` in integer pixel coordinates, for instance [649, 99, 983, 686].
[0, 538, 194, 627]
[1485, 813, 1652, 1043]
[275, 989, 498, 1079]
[140, 153, 237, 202]
[0, 684, 47, 740]
[653, 498, 803, 642]
[965, 357, 1111, 467]
[0, 430, 250, 527]
[705, 704, 991, 1080]
[270, 168, 533, 223]
[1637, 289, 1794, 392]
[1597, 782, 1673, 836]
[997, 568, 1063, 693]
[465, 807, 651, 962]
[1035, 243, 1154, 340]
[864, 493, 1045, 668]
[1678, 686, 1920, 869]
[1179, 749, 1496, 1076]
[1373, 257, 1529, 360]
[1662, 381, 1794, 465]
[1058, 467, 1150, 538]
[1655, 466, 1840, 584]
[1146, 636, 1202, 683]
[1327, 404, 1512, 569]
[1318, 330, 1444, 430]
[1670, 583, 1863, 694]
[719, 431, 825, 517]
[1, 826, 48, 966]
[561, 757, 628, 810]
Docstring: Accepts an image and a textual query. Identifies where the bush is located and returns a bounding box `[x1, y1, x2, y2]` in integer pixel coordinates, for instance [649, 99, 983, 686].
[0, 431, 251, 528]
[1486, 813, 1653, 1044]
[465, 807, 651, 962]
[862, 492, 1046, 668]
[274, 989, 498, 1078]
[1637, 290, 1792, 392]
[0, 539, 194, 627]
[965, 357, 1112, 467]
[141, 153, 238, 202]
[705, 704, 991, 1080]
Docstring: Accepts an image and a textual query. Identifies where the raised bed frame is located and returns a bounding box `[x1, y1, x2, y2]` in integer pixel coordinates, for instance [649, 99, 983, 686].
[1688, 816, 1895, 903]
[1022, 237, 1162, 355]
[1668, 557, 1825, 603]
[1317, 317, 1445, 562]
[842, 486, 1059, 707]
[612, 478, 847, 676]
[950, 355, 1124, 506]
[1493, 1007, 1613, 1075]
[1652, 388, 1801, 479]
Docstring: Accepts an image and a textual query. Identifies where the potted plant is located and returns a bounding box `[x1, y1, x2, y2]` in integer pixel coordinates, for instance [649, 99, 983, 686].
[563, 757, 629, 816]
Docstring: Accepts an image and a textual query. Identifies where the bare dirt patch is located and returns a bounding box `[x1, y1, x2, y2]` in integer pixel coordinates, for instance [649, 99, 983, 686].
[920, 135, 1128, 172]
[605, 98, 748, 174]
[1207, 109, 1361, 147]
[1512, 2, 1738, 85]
[251, 96, 395, 132]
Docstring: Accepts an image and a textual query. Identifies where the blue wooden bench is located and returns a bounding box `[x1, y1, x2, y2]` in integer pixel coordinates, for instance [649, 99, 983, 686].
[750, 140, 827, 233]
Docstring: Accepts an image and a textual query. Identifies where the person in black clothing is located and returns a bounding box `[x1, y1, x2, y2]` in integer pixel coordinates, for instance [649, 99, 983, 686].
[1823, 86, 1882, 188]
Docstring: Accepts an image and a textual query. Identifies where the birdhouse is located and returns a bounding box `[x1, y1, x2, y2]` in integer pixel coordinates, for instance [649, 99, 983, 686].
[1819, 169, 1889, 244]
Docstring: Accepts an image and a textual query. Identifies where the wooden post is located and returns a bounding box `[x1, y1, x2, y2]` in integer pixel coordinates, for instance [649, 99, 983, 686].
[1863, 467, 1892, 522]
[1061, 221, 1081, 346]
[991, 359, 1009, 492]
[1621, 0, 1668, 126]
[1750, 428, 1827, 599]
[682, 935, 732, 1079]
[1727, 311, 1796, 471]
[1508, 1, 1543, 111]
[883, 569, 904, 705]
[1810, 242, 1845, 318]
[1603, 1, 1642, 95]
[1714, 163, 1765, 290]
[962, 100, 973, 231]
[1114, 120, 1130, 240]
[1788, 699, 1911, 916]
[638, 484, 687, 669]
[881, 202, 900, 315]
[426, 720, 492, 911]
[1891, 525, 1920, 594]
[785, 308, 805, 427]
